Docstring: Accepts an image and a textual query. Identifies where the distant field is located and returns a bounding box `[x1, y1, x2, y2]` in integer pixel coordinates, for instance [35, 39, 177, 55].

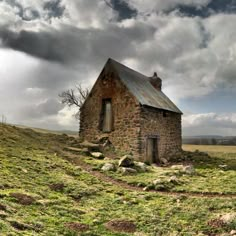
[183, 144, 236, 153]
[14, 124, 78, 136]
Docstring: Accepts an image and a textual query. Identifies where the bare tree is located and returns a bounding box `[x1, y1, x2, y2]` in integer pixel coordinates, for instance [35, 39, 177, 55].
[59, 83, 90, 118]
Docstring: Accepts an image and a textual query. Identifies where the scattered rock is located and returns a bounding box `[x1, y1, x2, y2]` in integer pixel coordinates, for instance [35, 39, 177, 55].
[96, 134, 109, 144]
[168, 175, 179, 184]
[230, 230, 236, 235]
[160, 158, 168, 165]
[65, 147, 89, 155]
[171, 164, 196, 175]
[219, 213, 236, 224]
[21, 168, 28, 173]
[118, 155, 134, 167]
[80, 141, 100, 152]
[153, 179, 162, 185]
[142, 186, 149, 191]
[171, 165, 184, 170]
[219, 164, 228, 170]
[9, 193, 36, 205]
[182, 165, 196, 175]
[49, 183, 65, 192]
[90, 152, 104, 159]
[101, 163, 116, 171]
[118, 167, 137, 175]
[104, 219, 136, 233]
[64, 222, 89, 232]
[135, 162, 148, 172]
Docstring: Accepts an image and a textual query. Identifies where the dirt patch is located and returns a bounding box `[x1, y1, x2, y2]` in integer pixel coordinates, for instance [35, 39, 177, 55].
[49, 183, 65, 192]
[104, 219, 136, 233]
[65, 222, 89, 232]
[9, 220, 33, 231]
[208, 218, 226, 228]
[0, 203, 7, 211]
[9, 193, 36, 205]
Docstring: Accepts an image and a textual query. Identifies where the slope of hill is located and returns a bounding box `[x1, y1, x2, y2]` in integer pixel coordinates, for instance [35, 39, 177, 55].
[0, 124, 235, 235]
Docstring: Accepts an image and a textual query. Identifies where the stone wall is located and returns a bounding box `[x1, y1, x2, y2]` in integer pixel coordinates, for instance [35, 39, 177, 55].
[139, 106, 182, 162]
[80, 67, 141, 156]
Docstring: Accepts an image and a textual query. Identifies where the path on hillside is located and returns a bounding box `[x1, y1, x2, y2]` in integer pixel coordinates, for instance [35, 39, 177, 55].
[62, 151, 236, 199]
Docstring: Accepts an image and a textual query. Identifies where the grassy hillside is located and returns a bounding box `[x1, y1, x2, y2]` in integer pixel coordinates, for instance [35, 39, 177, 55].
[0, 124, 235, 235]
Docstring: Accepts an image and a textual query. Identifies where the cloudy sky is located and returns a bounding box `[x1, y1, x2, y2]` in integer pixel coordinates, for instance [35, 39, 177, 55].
[0, 0, 236, 136]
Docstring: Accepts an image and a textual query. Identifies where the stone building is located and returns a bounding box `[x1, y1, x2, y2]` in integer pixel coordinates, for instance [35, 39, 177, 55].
[80, 58, 182, 163]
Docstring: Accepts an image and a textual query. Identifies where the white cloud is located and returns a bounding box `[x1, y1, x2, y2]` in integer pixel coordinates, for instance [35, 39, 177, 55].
[25, 87, 45, 96]
[61, 0, 115, 29]
[183, 113, 236, 135]
[57, 106, 79, 129]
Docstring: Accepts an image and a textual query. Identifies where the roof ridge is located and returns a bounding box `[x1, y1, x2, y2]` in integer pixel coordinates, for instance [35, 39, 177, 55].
[108, 58, 149, 79]
[106, 58, 182, 114]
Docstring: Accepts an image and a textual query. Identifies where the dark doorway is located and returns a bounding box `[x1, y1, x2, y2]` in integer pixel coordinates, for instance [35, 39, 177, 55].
[146, 137, 158, 164]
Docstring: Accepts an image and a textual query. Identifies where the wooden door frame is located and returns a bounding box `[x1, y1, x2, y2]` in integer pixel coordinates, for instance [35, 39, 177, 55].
[145, 134, 160, 164]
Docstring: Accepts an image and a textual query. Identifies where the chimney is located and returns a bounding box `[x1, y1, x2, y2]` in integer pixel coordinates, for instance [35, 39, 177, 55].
[149, 72, 162, 91]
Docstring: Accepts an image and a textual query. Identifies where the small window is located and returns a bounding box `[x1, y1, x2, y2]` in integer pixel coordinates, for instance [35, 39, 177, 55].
[100, 99, 113, 132]
[163, 111, 167, 117]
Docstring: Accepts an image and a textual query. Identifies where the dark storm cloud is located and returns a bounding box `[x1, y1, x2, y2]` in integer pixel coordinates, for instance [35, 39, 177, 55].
[0, 28, 66, 62]
[110, 0, 137, 21]
[174, 0, 236, 18]
[43, 0, 65, 19]
[0, 23, 155, 64]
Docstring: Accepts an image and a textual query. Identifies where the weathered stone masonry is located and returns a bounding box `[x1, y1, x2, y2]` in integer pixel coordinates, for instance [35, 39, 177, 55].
[139, 106, 182, 162]
[80, 67, 141, 156]
[80, 58, 182, 163]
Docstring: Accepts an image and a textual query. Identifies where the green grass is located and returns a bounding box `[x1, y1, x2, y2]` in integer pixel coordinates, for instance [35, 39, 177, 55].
[0, 124, 235, 235]
[83, 145, 236, 194]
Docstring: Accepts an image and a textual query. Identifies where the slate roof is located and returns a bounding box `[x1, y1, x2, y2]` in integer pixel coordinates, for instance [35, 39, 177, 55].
[109, 58, 182, 114]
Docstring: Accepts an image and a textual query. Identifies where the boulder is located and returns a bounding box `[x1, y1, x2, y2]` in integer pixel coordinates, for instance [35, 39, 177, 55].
[65, 147, 89, 155]
[230, 230, 236, 235]
[80, 141, 100, 152]
[135, 162, 148, 172]
[168, 175, 179, 184]
[171, 165, 184, 170]
[219, 213, 236, 224]
[101, 163, 116, 172]
[118, 155, 134, 167]
[153, 179, 163, 185]
[160, 158, 168, 165]
[90, 152, 104, 159]
[118, 167, 137, 175]
[171, 164, 196, 175]
[182, 165, 195, 175]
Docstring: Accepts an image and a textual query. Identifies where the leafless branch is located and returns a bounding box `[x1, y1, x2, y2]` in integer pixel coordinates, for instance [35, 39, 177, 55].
[59, 83, 90, 109]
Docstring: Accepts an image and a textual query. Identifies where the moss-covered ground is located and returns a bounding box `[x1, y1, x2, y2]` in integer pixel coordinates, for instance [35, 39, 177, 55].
[84, 145, 236, 194]
[0, 124, 235, 235]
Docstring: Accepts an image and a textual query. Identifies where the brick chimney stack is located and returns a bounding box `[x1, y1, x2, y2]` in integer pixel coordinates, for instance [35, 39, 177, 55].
[149, 72, 162, 91]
